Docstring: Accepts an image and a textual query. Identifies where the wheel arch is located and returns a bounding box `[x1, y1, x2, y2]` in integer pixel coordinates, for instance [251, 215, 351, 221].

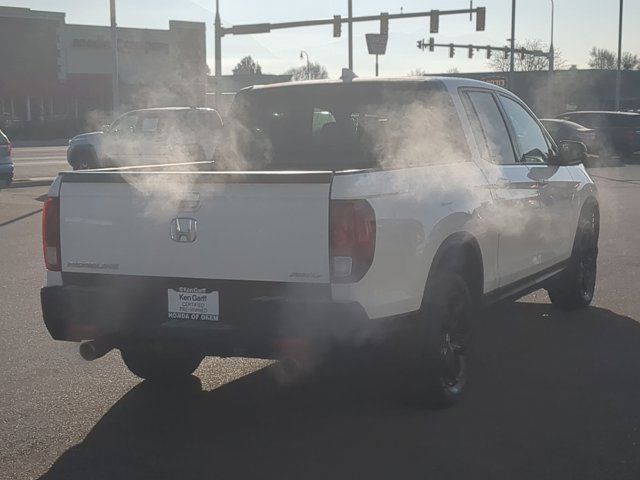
[578, 196, 600, 238]
[426, 231, 484, 303]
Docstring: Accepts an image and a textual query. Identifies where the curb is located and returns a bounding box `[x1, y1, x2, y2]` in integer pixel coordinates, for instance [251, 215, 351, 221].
[8, 178, 55, 188]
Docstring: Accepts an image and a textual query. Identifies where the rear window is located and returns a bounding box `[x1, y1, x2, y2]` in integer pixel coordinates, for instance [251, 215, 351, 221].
[218, 82, 469, 171]
[0, 129, 7, 145]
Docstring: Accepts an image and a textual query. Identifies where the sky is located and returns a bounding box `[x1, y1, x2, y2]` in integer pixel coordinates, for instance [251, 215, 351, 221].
[3, 0, 639, 78]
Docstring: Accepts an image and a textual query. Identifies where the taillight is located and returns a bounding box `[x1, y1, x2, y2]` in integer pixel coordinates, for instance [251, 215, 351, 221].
[6, 141, 11, 156]
[42, 197, 61, 271]
[329, 199, 376, 283]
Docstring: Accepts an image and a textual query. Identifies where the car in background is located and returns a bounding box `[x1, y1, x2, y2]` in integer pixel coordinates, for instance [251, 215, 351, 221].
[557, 111, 640, 158]
[67, 107, 223, 170]
[540, 119, 596, 153]
[0, 128, 13, 188]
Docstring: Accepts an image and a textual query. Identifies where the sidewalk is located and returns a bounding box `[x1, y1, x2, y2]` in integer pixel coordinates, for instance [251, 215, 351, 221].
[8, 178, 55, 188]
[11, 139, 69, 148]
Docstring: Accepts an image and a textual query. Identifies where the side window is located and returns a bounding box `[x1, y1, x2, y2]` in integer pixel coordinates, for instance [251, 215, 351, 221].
[499, 95, 552, 164]
[463, 91, 517, 165]
[110, 113, 139, 136]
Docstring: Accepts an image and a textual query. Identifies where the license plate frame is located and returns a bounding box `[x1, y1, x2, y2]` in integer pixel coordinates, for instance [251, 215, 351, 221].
[167, 287, 219, 322]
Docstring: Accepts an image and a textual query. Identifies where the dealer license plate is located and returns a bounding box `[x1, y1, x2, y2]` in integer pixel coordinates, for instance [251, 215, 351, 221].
[167, 288, 219, 321]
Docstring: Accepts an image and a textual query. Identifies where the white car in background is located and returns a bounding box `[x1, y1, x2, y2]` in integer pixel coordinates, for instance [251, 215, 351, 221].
[66, 107, 223, 170]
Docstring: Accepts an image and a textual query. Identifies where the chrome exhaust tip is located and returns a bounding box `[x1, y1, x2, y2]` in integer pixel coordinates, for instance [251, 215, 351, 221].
[79, 339, 113, 361]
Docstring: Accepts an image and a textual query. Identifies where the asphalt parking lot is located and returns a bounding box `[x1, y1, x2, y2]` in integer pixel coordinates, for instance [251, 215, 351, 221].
[10, 146, 69, 182]
[1, 161, 640, 479]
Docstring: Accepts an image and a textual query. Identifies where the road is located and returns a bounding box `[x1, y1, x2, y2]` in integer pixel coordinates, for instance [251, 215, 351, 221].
[1, 165, 640, 479]
[11, 146, 69, 181]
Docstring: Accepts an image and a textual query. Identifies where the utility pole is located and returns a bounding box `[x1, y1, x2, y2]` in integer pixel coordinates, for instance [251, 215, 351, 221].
[509, 0, 516, 78]
[214, 0, 222, 109]
[615, 0, 623, 110]
[549, 0, 554, 72]
[348, 0, 353, 70]
[110, 0, 119, 116]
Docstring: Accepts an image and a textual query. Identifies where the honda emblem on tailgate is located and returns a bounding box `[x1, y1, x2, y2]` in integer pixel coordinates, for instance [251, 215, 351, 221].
[170, 218, 198, 243]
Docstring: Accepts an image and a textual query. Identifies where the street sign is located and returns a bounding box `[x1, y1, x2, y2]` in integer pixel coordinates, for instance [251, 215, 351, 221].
[366, 33, 388, 55]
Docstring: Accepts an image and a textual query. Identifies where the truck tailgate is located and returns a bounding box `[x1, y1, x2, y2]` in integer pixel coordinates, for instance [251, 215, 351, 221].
[58, 171, 332, 284]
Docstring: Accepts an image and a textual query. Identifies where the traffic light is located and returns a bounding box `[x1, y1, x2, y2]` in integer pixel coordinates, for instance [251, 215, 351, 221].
[449, 44, 455, 58]
[504, 48, 509, 59]
[380, 12, 388, 35]
[333, 15, 341, 37]
[430, 10, 439, 34]
[476, 7, 486, 31]
[486, 47, 492, 59]
[417, 40, 424, 51]
[468, 45, 474, 58]
[429, 37, 435, 52]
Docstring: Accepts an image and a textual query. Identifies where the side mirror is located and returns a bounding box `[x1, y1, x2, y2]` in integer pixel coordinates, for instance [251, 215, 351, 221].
[557, 140, 587, 165]
[101, 124, 110, 133]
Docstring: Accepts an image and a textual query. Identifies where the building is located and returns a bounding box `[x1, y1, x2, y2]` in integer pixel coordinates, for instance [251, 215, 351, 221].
[0, 6, 206, 132]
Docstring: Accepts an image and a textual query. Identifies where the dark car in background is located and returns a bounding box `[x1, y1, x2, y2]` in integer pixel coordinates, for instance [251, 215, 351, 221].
[557, 111, 640, 158]
[541, 119, 596, 153]
[0, 128, 13, 188]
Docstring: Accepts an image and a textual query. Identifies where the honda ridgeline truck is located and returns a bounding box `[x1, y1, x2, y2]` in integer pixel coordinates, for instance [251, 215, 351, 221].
[41, 78, 599, 406]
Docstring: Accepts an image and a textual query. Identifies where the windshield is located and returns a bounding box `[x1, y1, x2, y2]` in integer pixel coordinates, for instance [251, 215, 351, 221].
[218, 82, 469, 171]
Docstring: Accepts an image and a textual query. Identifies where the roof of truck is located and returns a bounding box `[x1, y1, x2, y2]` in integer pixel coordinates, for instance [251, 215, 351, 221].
[244, 76, 509, 95]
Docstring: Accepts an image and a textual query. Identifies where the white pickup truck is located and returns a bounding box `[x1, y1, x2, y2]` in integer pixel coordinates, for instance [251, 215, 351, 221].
[41, 77, 599, 406]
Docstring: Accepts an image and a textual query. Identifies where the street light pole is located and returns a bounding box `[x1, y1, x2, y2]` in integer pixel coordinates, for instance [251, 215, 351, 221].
[110, 0, 119, 116]
[214, 0, 222, 109]
[615, 0, 623, 110]
[348, 0, 353, 70]
[300, 50, 311, 80]
[549, 0, 554, 72]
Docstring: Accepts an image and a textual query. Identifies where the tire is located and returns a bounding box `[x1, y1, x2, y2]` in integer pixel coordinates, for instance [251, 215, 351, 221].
[120, 344, 203, 381]
[71, 146, 98, 170]
[406, 271, 473, 408]
[547, 207, 599, 310]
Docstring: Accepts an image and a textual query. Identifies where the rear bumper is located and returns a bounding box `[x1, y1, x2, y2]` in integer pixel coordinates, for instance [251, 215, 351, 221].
[41, 284, 375, 358]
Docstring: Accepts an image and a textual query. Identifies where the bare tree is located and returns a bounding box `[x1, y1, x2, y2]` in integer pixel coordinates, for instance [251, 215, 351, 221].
[588, 47, 617, 69]
[487, 39, 565, 72]
[284, 62, 329, 81]
[233, 56, 262, 75]
[622, 52, 640, 70]
[446, 67, 460, 74]
[408, 68, 428, 76]
[588, 47, 639, 70]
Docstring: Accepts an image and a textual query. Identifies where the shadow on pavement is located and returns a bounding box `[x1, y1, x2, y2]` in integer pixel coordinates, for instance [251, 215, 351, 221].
[40, 302, 640, 480]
